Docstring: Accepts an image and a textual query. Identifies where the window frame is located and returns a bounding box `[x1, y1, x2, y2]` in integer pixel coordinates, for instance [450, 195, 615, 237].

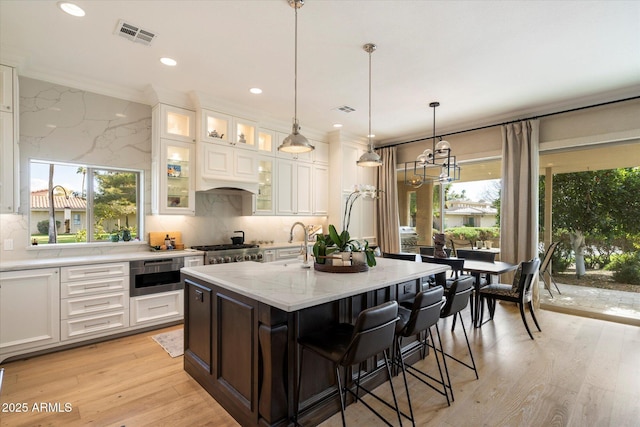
[29, 159, 144, 246]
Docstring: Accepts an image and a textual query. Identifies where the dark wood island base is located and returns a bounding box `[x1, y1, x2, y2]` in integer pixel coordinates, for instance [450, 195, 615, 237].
[181, 259, 448, 426]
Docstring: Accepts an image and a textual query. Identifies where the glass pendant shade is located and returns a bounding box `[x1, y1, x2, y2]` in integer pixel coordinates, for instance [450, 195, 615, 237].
[408, 175, 424, 189]
[279, 121, 314, 153]
[435, 139, 451, 152]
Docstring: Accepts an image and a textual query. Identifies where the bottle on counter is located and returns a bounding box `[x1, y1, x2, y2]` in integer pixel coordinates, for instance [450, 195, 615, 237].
[164, 234, 172, 249]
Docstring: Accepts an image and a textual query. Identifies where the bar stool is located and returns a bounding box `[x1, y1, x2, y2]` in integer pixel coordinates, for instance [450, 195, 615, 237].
[394, 286, 450, 426]
[434, 276, 478, 401]
[295, 301, 402, 426]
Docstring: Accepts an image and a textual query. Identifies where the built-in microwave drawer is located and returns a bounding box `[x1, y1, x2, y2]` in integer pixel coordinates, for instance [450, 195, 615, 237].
[61, 292, 129, 320]
[61, 262, 128, 282]
[61, 276, 129, 298]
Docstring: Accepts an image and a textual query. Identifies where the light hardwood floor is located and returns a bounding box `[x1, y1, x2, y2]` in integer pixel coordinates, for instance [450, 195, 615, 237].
[1, 303, 639, 427]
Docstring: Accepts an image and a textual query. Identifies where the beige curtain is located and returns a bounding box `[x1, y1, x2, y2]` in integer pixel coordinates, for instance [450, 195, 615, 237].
[500, 120, 540, 296]
[376, 146, 400, 253]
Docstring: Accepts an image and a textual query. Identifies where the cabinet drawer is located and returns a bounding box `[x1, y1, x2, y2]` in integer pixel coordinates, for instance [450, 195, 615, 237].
[130, 291, 183, 326]
[61, 311, 128, 341]
[61, 276, 129, 298]
[277, 247, 302, 260]
[61, 292, 129, 320]
[61, 262, 128, 282]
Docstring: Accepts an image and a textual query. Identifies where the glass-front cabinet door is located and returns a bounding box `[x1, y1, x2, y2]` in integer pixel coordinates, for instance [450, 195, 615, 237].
[160, 104, 195, 142]
[159, 139, 195, 215]
[258, 129, 275, 154]
[256, 157, 274, 214]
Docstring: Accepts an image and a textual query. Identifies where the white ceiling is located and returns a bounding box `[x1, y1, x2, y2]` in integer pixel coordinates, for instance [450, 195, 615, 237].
[1, 0, 639, 145]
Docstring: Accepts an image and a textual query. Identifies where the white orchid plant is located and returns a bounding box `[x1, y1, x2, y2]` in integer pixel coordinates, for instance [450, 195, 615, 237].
[313, 185, 382, 267]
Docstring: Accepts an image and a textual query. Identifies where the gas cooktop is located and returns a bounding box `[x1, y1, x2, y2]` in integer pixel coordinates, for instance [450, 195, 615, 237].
[191, 244, 259, 251]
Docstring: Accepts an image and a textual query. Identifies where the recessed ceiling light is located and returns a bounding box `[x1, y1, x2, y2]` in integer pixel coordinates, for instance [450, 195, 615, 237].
[160, 57, 177, 66]
[368, 133, 376, 138]
[249, 88, 262, 94]
[115, 113, 126, 118]
[333, 123, 343, 128]
[58, 2, 85, 17]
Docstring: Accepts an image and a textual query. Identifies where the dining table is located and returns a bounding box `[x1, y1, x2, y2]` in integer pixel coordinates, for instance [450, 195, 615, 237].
[459, 259, 518, 327]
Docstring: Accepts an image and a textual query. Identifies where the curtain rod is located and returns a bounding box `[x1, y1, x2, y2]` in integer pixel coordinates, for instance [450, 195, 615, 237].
[382, 95, 640, 148]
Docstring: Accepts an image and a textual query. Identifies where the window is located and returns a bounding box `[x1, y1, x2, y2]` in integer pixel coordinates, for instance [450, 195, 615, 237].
[29, 160, 142, 245]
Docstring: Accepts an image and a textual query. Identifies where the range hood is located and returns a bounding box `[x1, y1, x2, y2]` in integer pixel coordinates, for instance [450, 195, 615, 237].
[196, 179, 258, 195]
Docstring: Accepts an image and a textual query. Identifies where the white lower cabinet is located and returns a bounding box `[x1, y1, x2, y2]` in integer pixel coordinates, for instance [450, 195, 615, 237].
[0, 268, 60, 361]
[130, 290, 183, 326]
[184, 255, 204, 267]
[60, 262, 129, 342]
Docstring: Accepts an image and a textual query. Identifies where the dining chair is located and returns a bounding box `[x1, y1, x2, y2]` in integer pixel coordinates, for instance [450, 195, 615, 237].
[456, 249, 496, 284]
[383, 252, 418, 261]
[539, 242, 561, 297]
[455, 249, 496, 263]
[420, 246, 452, 257]
[394, 286, 450, 423]
[435, 276, 478, 401]
[478, 258, 542, 340]
[295, 301, 402, 427]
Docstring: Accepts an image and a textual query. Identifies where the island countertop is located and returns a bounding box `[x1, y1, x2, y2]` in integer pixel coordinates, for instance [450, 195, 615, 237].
[181, 257, 449, 312]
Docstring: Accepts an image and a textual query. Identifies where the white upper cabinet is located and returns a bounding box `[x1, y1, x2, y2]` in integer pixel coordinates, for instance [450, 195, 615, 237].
[276, 159, 312, 215]
[233, 117, 258, 150]
[199, 110, 257, 150]
[160, 104, 195, 142]
[199, 142, 258, 183]
[258, 128, 276, 155]
[155, 139, 195, 215]
[312, 140, 329, 164]
[152, 104, 196, 215]
[0, 65, 14, 112]
[200, 109, 233, 144]
[0, 64, 18, 213]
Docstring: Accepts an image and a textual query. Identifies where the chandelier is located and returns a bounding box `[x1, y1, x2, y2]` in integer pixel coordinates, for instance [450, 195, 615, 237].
[278, 0, 315, 154]
[404, 101, 460, 188]
[357, 43, 382, 167]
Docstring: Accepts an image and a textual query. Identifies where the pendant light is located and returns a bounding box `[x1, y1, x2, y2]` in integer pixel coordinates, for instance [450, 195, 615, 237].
[404, 101, 460, 187]
[278, 0, 315, 154]
[357, 43, 383, 167]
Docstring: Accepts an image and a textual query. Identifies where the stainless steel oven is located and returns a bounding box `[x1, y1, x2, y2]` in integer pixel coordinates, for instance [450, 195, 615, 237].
[191, 244, 264, 265]
[130, 257, 184, 297]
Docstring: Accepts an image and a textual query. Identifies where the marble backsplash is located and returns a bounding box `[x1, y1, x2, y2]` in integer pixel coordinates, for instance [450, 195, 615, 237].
[0, 77, 326, 262]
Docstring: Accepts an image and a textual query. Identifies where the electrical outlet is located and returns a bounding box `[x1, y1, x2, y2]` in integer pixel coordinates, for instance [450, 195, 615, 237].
[4, 239, 14, 250]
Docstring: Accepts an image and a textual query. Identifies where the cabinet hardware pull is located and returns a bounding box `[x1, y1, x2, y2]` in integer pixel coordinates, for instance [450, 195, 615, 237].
[149, 304, 169, 310]
[84, 270, 111, 275]
[84, 321, 110, 328]
[84, 284, 110, 290]
[84, 302, 110, 308]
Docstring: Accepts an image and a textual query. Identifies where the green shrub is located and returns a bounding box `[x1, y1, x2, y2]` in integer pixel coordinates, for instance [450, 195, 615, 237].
[606, 252, 640, 285]
[36, 219, 61, 234]
[445, 226, 499, 242]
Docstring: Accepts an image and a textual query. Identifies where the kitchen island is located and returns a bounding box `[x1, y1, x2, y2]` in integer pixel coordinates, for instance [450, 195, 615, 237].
[181, 258, 449, 427]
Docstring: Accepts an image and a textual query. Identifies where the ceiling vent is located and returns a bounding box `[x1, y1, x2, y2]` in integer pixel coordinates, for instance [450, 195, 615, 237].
[114, 19, 157, 46]
[333, 105, 356, 113]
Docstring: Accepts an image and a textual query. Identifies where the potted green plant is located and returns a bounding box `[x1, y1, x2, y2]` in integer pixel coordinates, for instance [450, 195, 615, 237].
[312, 185, 380, 269]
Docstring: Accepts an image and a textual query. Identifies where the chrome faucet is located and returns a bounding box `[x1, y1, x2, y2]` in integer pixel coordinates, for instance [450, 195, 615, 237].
[289, 221, 309, 265]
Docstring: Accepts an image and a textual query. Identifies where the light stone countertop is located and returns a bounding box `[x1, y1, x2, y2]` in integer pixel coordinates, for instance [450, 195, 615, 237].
[0, 249, 205, 272]
[181, 257, 449, 312]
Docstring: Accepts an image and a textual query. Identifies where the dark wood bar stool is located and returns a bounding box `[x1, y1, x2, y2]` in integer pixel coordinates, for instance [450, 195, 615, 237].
[394, 286, 450, 426]
[295, 301, 402, 426]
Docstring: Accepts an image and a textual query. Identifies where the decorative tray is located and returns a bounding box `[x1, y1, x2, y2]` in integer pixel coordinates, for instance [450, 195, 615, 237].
[313, 262, 368, 273]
